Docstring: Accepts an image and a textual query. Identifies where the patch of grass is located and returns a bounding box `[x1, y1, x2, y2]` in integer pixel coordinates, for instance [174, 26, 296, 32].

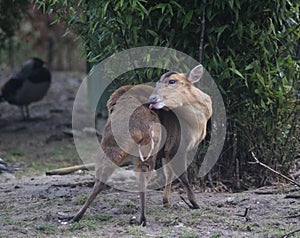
[35, 223, 57, 233]
[190, 206, 219, 220]
[49, 145, 78, 161]
[191, 209, 203, 217]
[0, 202, 12, 211]
[7, 150, 25, 157]
[209, 231, 222, 238]
[161, 214, 181, 226]
[254, 226, 295, 237]
[126, 225, 146, 237]
[85, 213, 113, 222]
[12, 144, 81, 177]
[120, 201, 138, 214]
[3, 150, 26, 172]
[106, 198, 120, 207]
[75, 194, 89, 205]
[0, 215, 13, 225]
[179, 230, 199, 238]
[70, 220, 98, 231]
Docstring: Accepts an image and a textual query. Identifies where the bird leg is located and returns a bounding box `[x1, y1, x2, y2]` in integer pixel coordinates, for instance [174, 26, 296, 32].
[25, 105, 30, 119]
[20, 106, 30, 120]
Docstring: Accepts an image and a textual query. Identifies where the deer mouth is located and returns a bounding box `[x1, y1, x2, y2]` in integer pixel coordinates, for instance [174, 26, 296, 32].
[149, 101, 165, 110]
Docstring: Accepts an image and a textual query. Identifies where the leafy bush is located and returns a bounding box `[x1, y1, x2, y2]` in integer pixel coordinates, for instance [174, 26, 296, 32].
[0, 0, 29, 45]
[35, 0, 299, 188]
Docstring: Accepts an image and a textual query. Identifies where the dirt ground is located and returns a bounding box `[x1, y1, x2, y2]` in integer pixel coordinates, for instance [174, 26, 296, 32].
[0, 71, 299, 238]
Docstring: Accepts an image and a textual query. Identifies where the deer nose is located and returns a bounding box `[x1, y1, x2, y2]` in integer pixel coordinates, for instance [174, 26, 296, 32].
[149, 95, 158, 103]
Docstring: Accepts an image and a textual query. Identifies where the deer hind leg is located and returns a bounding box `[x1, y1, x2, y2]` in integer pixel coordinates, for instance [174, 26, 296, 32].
[178, 171, 199, 209]
[70, 161, 117, 222]
[62, 150, 125, 223]
[162, 157, 174, 208]
[136, 157, 156, 226]
[169, 153, 199, 209]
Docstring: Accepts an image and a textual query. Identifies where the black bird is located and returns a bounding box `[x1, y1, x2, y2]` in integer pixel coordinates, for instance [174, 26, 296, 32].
[0, 57, 51, 119]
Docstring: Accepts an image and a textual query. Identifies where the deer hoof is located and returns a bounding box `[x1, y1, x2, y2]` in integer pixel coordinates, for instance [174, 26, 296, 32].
[129, 216, 138, 225]
[191, 204, 200, 209]
[163, 198, 171, 208]
[140, 219, 146, 227]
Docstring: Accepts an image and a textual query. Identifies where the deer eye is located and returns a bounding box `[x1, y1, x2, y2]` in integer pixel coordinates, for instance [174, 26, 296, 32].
[168, 79, 177, 84]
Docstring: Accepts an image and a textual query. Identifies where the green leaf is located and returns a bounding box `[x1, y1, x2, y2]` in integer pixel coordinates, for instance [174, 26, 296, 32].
[102, 1, 110, 17]
[245, 61, 257, 71]
[147, 29, 158, 37]
[260, 99, 266, 109]
[155, 3, 166, 14]
[183, 10, 193, 29]
[229, 67, 245, 79]
[126, 15, 132, 28]
[216, 25, 228, 41]
[167, 4, 174, 16]
[170, 0, 184, 12]
[157, 16, 164, 30]
[137, 1, 148, 19]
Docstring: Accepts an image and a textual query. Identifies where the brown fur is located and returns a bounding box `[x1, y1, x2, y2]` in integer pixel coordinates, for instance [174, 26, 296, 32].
[63, 65, 212, 226]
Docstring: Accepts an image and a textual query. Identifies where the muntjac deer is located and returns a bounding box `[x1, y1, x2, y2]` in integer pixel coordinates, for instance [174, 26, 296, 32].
[149, 64, 212, 209]
[61, 65, 212, 226]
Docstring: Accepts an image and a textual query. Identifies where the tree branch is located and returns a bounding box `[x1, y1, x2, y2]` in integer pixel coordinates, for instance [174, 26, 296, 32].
[249, 152, 300, 187]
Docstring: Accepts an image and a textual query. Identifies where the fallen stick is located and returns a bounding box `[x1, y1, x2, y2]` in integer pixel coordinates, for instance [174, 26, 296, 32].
[285, 194, 300, 199]
[281, 228, 300, 238]
[45, 163, 95, 176]
[249, 152, 300, 188]
[284, 214, 300, 219]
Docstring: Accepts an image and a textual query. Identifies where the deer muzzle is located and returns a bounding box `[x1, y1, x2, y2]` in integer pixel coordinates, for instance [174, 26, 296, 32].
[148, 94, 165, 109]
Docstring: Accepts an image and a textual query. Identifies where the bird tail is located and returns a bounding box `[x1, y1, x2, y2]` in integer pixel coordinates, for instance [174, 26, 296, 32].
[0, 158, 19, 173]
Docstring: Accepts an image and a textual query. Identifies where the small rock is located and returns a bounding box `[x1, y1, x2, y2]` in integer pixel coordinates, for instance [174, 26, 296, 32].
[226, 197, 238, 205]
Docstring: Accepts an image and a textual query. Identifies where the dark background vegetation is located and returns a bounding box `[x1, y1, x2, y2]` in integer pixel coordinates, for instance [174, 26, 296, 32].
[1, 0, 299, 190]
[0, 0, 85, 71]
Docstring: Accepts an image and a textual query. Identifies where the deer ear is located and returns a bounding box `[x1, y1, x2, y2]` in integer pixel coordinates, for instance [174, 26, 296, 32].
[188, 65, 204, 83]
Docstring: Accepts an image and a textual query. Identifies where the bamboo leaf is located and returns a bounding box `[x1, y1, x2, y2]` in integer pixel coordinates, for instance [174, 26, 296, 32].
[228, 0, 234, 9]
[167, 4, 174, 16]
[183, 10, 193, 29]
[102, 1, 110, 16]
[229, 68, 245, 79]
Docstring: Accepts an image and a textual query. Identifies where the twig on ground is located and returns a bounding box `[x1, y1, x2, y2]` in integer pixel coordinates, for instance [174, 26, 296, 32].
[45, 163, 95, 176]
[284, 214, 300, 219]
[285, 194, 300, 199]
[236, 207, 249, 217]
[254, 190, 279, 195]
[51, 181, 95, 188]
[249, 152, 300, 187]
[281, 228, 300, 238]
[243, 207, 249, 217]
[236, 207, 251, 221]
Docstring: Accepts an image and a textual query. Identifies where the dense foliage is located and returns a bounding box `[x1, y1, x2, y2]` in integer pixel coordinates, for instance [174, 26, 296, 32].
[0, 0, 29, 47]
[35, 0, 299, 189]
